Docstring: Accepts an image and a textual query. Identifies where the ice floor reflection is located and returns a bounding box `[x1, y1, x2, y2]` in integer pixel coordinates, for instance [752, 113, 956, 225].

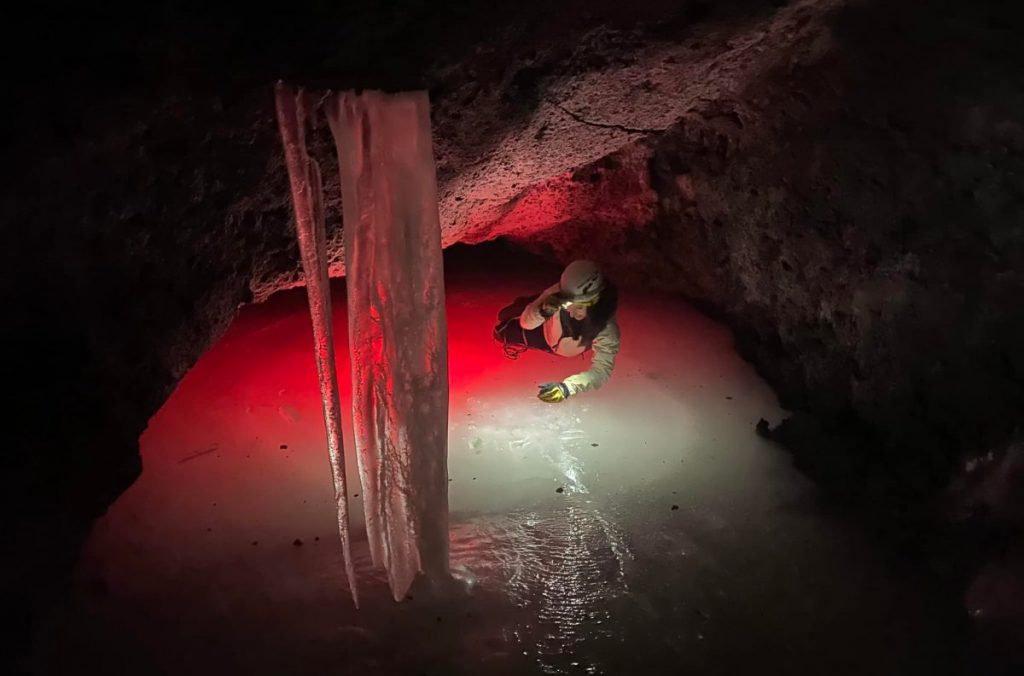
[34, 254, 967, 675]
[451, 397, 633, 674]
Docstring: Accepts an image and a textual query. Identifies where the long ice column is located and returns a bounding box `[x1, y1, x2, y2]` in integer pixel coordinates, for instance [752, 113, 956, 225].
[274, 83, 359, 606]
[327, 91, 450, 601]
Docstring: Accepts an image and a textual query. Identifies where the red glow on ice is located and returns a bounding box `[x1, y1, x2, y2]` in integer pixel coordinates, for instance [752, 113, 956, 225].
[142, 276, 532, 482]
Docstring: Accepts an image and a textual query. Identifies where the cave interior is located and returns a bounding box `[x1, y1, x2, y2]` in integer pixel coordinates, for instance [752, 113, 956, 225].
[2, 1, 1023, 674]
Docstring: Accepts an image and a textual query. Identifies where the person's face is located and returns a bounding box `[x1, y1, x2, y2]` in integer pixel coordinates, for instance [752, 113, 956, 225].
[567, 303, 589, 320]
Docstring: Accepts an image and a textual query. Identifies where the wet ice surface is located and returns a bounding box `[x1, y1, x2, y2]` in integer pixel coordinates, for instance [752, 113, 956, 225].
[35, 258, 964, 675]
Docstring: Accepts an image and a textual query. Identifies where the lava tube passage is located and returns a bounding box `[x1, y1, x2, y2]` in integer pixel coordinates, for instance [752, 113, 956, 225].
[328, 91, 450, 601]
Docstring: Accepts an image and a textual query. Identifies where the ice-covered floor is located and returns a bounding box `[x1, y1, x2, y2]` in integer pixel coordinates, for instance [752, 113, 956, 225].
[34, 248, 964, 675]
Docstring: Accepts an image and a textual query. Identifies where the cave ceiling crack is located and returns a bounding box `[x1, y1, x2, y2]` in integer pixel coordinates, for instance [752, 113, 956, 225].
[550, 100, 665, 136]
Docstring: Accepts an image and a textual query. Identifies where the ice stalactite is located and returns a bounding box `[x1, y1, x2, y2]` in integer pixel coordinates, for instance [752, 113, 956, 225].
[273, 83, 359, 607]
[327, 91, 451, 601]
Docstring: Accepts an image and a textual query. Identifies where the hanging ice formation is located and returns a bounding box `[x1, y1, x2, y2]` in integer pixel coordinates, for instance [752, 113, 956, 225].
[274, 84, 450, 604]
[327, 91, 450, 601]
[273, 83, 359, 606]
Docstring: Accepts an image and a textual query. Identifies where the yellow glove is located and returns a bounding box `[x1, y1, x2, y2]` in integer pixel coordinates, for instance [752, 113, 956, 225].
[537, 382, 570, 403]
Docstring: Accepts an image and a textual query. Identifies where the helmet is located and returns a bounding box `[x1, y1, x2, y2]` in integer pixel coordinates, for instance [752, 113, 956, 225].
[559, 260, 604, 303]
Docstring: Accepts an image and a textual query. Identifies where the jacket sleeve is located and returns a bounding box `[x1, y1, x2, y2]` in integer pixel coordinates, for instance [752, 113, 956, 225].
[564, 317, 620, 395]
[519, 284, 561, 330]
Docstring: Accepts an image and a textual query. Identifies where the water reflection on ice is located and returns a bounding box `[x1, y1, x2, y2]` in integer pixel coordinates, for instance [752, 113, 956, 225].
[33, 268, 966, 675]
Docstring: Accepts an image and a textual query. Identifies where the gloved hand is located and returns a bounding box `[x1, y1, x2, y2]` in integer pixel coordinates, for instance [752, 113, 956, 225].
[539, 293, 570, 319]
[539, 298, 561, 319]
[537, 382, 570, 403]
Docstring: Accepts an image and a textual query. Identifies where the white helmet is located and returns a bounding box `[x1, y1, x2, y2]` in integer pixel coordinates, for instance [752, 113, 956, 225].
[559, 260, 605, 303]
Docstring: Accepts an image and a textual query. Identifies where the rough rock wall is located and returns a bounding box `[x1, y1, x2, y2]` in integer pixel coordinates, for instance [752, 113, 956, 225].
[505, 2, 1024, 657]
[543, 0, 1024, 480]
[530, 0, 1024, 513]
